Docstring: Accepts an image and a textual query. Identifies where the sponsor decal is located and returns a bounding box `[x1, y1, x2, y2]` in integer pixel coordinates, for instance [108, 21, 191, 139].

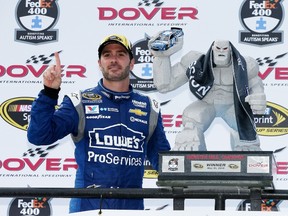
[98, 0, 198, 24]
[86, 115, 111, 119]
[0, 97, 34, 131]
[87, 152, 143, 167]
[132, 99, 147, 108]
[0, 97, 60, 131]
[162, 114, 182, 128]
[0, 157, 77, 172]
[237, 199, 282, 211]
[191, 161, 241, 172]
[277, 161, 288, 176]
[82, 92, 102, 100]
[239, 0, 284, 46]
[161, 155, 184, 172]
[8, 197, 52, 216]
[228, 164, 240, 169]
[193, 163, 204, 169]
[257, 52, 288, 87]
[85, 105, 99, 114]
[255, 101, 288, 136]
[276, 157, 288, 183]
[88, 124, 145, 152]
[247, 156, 269, 173]
[0, 52, 86, 85]
[15, 0, 59, 44]
[130, 35, 155, 92]
[0, 144, 77, 180]
[113, 95, 130, 100]
[168, 158, 178, 171]
[70, 92, 80, 100]
[130, 116, 148, 124]
[152, 99, 159, 109]
[143, 169, 158, 178]
[144, 161, 158, 179]
[261, 199, 282, 211]
[129, 108, 147, 116]
[100, 107, 119, 112]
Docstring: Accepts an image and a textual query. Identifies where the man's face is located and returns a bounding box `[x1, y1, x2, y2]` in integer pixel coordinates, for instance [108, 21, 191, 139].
[212, 40, 231, 66]
[98, 43, 134, 81]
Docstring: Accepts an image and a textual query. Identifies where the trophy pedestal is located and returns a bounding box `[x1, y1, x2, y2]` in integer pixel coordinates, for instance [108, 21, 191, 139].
[157, 151, 276, 189]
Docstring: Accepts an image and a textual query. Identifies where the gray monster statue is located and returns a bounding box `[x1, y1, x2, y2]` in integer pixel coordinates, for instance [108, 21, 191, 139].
[148, 29, 266, 151]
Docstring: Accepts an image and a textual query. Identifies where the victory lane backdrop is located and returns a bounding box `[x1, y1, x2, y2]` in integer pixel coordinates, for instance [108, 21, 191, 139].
[0, 0, 288, 215]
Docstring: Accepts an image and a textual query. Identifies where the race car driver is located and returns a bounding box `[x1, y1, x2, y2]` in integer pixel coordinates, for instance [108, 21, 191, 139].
[27, 34, 171, 213]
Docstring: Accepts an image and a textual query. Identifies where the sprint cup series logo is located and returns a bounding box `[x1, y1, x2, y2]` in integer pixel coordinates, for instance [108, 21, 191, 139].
[239, 0, 284, 46]
[255, 101, 288, 136]
[0, 97, 34, 131]
[15, 0, 59, 44]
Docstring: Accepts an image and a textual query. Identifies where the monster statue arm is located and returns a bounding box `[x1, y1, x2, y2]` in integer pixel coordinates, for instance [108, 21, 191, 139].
[245, 56, 267, 115]
[149, 31, 202, 93]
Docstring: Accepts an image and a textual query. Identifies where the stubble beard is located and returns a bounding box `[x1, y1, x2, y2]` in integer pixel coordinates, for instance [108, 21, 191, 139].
[102, 64, 130, 81]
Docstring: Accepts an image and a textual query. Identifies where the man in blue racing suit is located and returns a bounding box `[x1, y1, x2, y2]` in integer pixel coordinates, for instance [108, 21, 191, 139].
[27, 34, 171, 213]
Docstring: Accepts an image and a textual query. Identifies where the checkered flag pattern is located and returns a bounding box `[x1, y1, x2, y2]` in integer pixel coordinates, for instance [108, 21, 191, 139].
[256, 52, 287, 67]
[26, 51, 62, 64]
[23, 143, 59, 157]
[138, 0, 164, 6]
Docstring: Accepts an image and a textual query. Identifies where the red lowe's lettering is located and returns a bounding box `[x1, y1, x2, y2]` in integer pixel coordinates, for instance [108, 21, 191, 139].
[98, 7, 198, 20]
[0, 65, 86, 78]
[0, 158, 77, 171]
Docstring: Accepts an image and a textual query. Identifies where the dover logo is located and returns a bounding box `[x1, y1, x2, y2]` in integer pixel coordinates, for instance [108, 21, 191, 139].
[255, 101, 288, 136]
[0, 97, 35, 131]
[98, 0, 198, 21]
[15, 0, 59, 44]
[239, 0, 284, 46]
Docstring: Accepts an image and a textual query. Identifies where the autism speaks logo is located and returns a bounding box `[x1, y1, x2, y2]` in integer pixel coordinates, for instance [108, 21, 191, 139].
[15, 0, 59, 44]
[239, 0, 284, 46]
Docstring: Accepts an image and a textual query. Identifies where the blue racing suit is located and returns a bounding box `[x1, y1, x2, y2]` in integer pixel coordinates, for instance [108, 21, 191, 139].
[27, 79, 171, 213]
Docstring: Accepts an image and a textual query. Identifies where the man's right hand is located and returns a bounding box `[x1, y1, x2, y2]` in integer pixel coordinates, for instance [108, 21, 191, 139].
[43, 52, 62, 89]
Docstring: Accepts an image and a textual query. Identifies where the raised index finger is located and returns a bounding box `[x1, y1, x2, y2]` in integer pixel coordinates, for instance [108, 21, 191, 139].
[54, 52, 61, 72]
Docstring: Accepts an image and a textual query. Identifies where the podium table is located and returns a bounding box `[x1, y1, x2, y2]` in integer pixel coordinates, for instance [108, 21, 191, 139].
[157, 151, 276, 211]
